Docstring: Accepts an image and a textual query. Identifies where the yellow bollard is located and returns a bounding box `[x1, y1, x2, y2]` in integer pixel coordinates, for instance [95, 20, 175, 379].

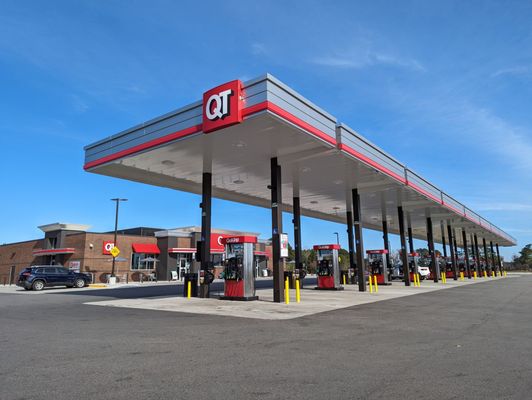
[473, 271, 477, 280]
[416, 273, 420, 287]
[443, 273, 447, 284]
[343, 274, 346, 285]
[295, 279, 301, 303]
[492, 270, 495, 278]
[504, 271, 507, 277]
[483, 270, 487, 278]
[374, 275, 378, 293]
[285, 277, 289, 304]
[369, 275, 373, 293]
[460, 271, 464, 280]
[187, 281, 191, 299]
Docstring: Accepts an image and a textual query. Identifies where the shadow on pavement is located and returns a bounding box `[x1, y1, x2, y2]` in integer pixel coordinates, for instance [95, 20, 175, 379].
[53, 277, 317, 299]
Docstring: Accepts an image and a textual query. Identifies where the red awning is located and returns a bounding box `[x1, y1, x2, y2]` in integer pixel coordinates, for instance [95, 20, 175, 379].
[132, 243, 160, 254]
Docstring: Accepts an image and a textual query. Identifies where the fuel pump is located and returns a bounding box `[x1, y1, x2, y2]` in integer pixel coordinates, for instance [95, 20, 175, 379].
[443, 257, 454, 279]
[220, 236, 258, 301]
[408, 252, 419, 282]
[366, 249, 390, 285]
[314, 244, 343, 290]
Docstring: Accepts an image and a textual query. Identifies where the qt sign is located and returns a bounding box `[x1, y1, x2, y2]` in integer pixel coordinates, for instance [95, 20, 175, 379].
[102, 241, 115, 255]
[202, 80, 243, 133]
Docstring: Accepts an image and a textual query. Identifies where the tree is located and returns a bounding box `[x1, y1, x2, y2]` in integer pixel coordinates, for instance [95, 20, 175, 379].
[516, 244, 532, 266]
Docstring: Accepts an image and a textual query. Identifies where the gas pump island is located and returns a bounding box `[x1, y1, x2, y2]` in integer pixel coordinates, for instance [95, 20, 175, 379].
[366, 249, 391, 285]
[220, 236, 258, 301]
[314, 244, 344, 290]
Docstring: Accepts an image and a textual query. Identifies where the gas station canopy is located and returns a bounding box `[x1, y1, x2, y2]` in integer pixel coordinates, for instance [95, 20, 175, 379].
[83, 74, 515, 247]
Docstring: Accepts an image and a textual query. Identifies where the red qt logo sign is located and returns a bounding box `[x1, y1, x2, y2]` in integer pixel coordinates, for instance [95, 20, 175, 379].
[202, 80, 243, 133]
[102, 241, 115, 255]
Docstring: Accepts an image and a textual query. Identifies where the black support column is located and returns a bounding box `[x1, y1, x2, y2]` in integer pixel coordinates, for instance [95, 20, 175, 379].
[462, 229, 471, 279]
[199, 172, 212, 298]
[407, 221, 417, 276]
[447, 223, 458, 280]
[398, 206, 410, 286]
[482, 237, 490, 274]
[490, 241, 496, 275]
[293, 196, 302, 271]
[496, 243, 502, 274]
[270, 158, 284, 303]
[346, 210, 356, 281]
[474, 234, 481, 277]
[426, 217, 439, 283]
[352, 189, 365, 292]
[382, 219, 391, 284]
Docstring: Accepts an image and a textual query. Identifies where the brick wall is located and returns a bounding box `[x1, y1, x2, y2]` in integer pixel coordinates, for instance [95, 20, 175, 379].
[0, 240, 42, 284]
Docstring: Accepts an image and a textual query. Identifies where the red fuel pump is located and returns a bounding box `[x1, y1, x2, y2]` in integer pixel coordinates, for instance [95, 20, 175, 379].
[366, 249, 390, 285]
[314, 244, 343, 290]
[220, 236, 258, 301]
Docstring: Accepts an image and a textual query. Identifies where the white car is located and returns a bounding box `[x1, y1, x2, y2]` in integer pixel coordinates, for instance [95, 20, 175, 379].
[417, 266, 430, 280]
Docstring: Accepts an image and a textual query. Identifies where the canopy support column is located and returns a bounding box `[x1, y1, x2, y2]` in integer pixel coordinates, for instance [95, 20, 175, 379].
[382, 219, 390, 284]
[462, 229, 472, 279]
[293, 196, 302, 272]
[346, 209, 356, 283]
[352, 188, 365, 292]
[398, 206, 410, 286]
[427, 216, 439, 283]
[490, 241, 496, 276]
[199, 172, 212, 298]
[474, 234, 481, 277]
[407, 221, 418, 276]
[496, 243, 502, 274]
[482, 238, 490, 274]
[447, 223, 458, 280]
[270, 158, 284, 303]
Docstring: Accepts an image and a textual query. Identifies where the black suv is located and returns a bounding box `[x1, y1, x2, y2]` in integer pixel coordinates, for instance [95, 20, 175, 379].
[17, 266, 92, 291]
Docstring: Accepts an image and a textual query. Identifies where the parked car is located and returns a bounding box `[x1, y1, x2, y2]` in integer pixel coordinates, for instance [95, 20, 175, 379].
[17, 266, 92, 291]
[417, 266, 431, 280]
[390, 264, 431, 281]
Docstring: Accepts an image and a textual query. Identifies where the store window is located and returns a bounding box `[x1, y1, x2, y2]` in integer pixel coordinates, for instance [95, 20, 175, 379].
[131, 253, 158, 270]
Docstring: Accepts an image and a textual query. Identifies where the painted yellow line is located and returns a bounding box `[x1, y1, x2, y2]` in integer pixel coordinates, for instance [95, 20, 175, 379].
[88, 284, 108, 288]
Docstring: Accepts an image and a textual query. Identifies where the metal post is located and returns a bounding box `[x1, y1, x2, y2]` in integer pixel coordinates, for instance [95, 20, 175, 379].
[352, 189, 365, 292]
[447, 224, 458, 280]
[293, 196, 302, 271]
[271, 158, 284, 303]
[110, 198, 127, 277]
[440, 221, 448, 259]
[398, 206, 410, 286]
[496, 243, 502, 273]
[382, 219, 390, 284]
[199, 172, 212, 298]
[407, 223, 418, 276]
[426, 217, 439, 282]
[346, 210, 355, 280]
[474, 234, 481, 278]
[470, 233, 476, 276]
[482, 238, 490, 274]
[490, 241, 496, 275]
[462, 229, 471, 279]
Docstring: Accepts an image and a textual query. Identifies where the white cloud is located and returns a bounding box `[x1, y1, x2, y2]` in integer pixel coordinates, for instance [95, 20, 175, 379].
[311, 51, 425, 72]
[491, 65, 531, 78]
[251, 42, 267, 56]
[472, 202, 532, 212]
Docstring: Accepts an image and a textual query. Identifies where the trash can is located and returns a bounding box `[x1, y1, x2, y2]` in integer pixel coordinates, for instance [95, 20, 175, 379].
[183, 273, 198, 297]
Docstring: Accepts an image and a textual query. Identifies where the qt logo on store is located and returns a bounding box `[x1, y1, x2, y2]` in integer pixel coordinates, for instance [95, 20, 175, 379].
[102, 241, 115, 255]
[202, 80, 243, 133]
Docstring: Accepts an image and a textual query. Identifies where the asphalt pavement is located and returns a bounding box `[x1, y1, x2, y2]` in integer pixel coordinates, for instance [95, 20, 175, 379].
[0, 274, 530, 400]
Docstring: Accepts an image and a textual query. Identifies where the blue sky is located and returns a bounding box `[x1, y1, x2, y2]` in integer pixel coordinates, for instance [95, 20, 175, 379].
[1, 0, 531, 259]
